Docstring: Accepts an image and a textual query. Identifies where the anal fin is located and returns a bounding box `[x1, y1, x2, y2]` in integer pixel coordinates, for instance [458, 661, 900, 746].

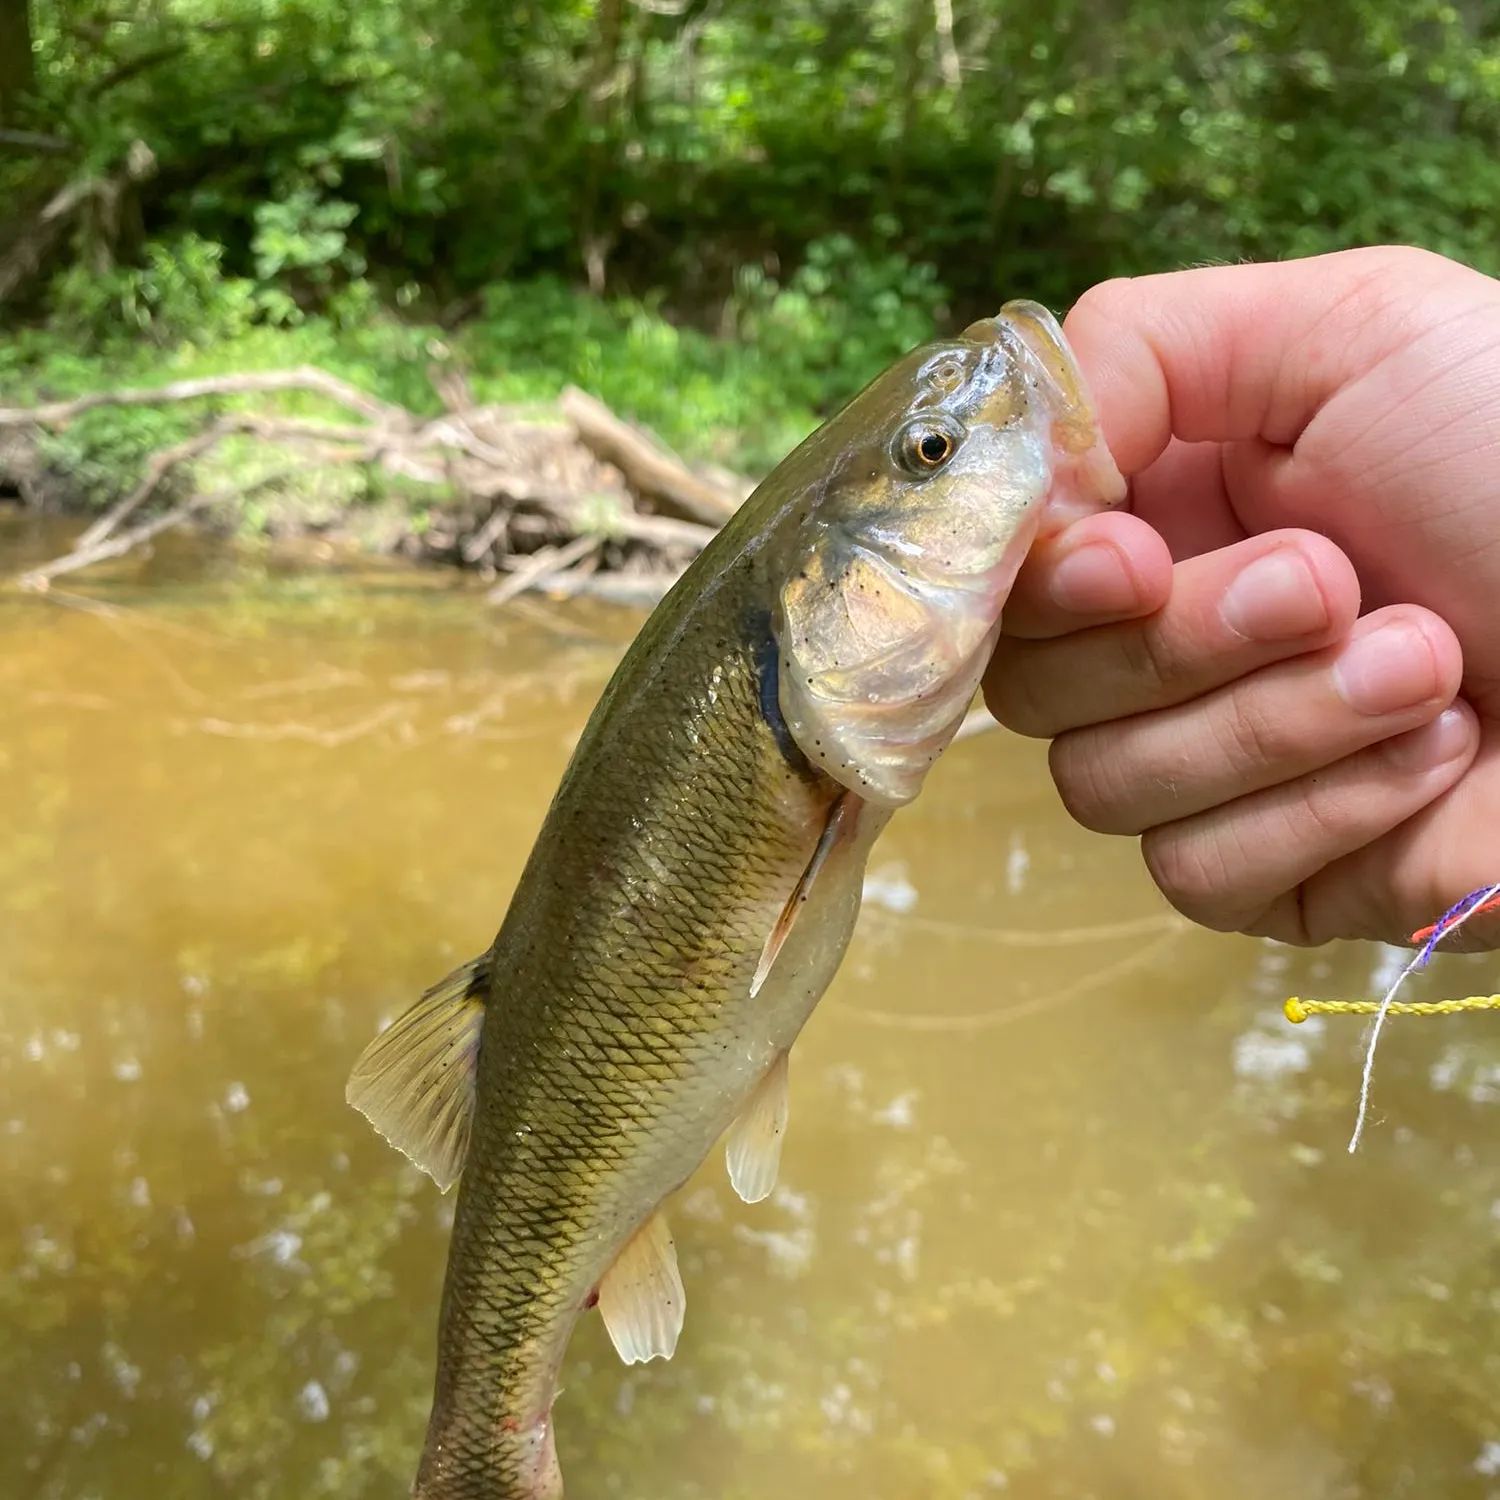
[345, 953, 489, 1192]
[725, 1051, 790, 1204]
[751, 791, 859, 998]
[598, 1209, 685, 1365]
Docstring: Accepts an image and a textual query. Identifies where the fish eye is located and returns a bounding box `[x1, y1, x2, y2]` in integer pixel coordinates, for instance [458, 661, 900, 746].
[919, 431, 952, 464]
[894, 417, 965, 475]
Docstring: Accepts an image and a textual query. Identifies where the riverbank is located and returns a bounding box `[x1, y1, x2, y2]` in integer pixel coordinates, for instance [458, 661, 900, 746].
[0, 263, 940, 599]
[1, 363, 752, 604]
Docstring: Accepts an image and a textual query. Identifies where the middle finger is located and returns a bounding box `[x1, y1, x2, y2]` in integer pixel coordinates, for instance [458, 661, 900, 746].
[987, 530, 1360, 738]
[1050, 605, 1464, 835]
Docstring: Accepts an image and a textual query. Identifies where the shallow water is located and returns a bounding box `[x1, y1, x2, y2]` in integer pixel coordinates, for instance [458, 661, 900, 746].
[4, 515, 1500, 1500]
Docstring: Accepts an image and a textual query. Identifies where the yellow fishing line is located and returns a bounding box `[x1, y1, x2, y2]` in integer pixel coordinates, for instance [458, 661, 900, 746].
[1288, 883, 1500, 1151]
[1285, 993, 1500, 1024]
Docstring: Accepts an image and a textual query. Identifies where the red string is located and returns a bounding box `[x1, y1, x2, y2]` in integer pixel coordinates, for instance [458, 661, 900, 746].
[1411, 892, 1500, 944]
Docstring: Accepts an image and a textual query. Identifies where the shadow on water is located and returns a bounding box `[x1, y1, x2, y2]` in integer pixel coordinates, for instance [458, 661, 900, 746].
[4, 514, 1500, 1499]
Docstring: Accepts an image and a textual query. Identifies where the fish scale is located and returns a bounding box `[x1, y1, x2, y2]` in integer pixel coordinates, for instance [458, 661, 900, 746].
[418, 560, 839, 1498]
[344, 302, 1125, 1498]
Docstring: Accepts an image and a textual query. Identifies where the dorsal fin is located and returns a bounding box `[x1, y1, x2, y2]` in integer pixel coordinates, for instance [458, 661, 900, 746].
[345, 954, 489, 1192]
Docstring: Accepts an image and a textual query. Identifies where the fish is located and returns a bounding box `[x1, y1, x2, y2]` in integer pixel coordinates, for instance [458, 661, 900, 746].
[345, 301, 1125, 1499]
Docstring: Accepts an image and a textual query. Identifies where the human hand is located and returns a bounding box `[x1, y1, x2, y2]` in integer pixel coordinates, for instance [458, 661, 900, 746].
[985, 246, 1500, 948]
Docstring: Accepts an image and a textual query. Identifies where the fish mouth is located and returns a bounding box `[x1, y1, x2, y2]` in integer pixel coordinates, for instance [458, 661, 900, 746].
[963, 302, 1126, 520]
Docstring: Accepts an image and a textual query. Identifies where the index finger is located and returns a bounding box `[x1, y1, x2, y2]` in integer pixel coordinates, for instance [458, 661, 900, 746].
[1062, 246, 1496, 478]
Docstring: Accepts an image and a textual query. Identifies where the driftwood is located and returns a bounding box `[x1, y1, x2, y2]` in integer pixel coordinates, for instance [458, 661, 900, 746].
[22, 466, 304, 586]
[0, 365, 407, 428]
[558, 386, 743, 527]
[1, 362, 755, 603]
[485, 534, 602, 607]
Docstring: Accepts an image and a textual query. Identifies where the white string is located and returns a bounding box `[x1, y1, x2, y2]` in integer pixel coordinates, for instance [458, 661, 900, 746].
[1348, 882, 1500, 1154]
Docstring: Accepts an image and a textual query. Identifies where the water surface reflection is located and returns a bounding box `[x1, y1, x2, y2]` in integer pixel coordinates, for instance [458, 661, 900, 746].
[4, 526, 1500, 1499]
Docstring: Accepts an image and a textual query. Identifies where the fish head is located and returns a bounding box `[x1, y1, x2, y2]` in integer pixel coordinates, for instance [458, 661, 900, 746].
[775, 299, 1125, 808]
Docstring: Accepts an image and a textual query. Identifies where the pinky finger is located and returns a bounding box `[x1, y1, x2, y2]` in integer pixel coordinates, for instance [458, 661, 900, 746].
[1140, 702, 1480, 943]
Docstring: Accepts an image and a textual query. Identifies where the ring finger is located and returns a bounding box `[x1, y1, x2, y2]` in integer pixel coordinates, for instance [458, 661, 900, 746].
[1143, 701, 1480, 939]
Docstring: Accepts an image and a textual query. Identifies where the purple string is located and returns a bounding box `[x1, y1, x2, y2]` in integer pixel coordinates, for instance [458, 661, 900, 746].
[1348, 881, 1500, 1153]
[1416, 884, 1500, 967]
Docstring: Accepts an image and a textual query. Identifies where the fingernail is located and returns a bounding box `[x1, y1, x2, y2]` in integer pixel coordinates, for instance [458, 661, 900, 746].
[1384, 706, 1474, 772]
[1048, 542, 1137, 614]
[1219, 548, 1328, 640]
[1333, 620, 1439, 717]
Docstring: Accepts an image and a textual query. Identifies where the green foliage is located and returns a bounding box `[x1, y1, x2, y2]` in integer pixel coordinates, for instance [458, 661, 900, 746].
[48, 234, 262, 346]
[8, 0, 1500, 511]
[9, 0, 1500, 323]
[459, 236, 945, 470]
[728, 235, 947, 414]
[252, 190, 364, 288]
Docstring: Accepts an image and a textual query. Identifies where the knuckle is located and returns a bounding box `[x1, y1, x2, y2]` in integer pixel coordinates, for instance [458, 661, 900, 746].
[1294, 858, 1396, 947]
[1211, 683, 1296, 775]
[984, 644, 1064, 738]
[1113, 621, 1176, 699]
[1141, 821, 1248, 931]
[1239, 899, 1314, 946]
[1321, 247, 1476, 343]
[1049, 729, 1142, 834]
[1289, 772, 1355, 848]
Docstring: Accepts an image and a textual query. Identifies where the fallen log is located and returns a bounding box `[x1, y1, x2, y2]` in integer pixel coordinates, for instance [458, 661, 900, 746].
[559, 386, 741, 527]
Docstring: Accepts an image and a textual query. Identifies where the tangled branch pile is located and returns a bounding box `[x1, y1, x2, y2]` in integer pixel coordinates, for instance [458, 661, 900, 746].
[0, 367, 756, 605]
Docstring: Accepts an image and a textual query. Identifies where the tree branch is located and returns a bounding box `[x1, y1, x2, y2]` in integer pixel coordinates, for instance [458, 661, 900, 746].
[16, 467, 302, 590]
[0, 366, 410, 429]
[0, 128, 75, 154]
[559, 385, 740, 525]
[73, 426, 228, 551]
[486, 534, 602, 606]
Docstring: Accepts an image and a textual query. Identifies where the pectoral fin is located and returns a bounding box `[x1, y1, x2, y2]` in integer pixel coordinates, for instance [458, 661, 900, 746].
[751, 792, 859, 998]
[725, 1051, 790, 1204]
[345, 954, 489, 1192]
[598, 1210, 685, 1365]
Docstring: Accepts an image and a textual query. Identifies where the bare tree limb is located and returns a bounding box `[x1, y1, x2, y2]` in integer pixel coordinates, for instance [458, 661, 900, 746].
[601, 510, 716, 549]
[0, 366, 411, 432]
[82, 19, 266, 99]
[486, 535, 602, 606]
[73, 426, 228, 551]
[0, 128, 75, 154]
[0, 365, 409, 429]
[15, 467, 302, 590]
[83, 43, 190, 100]
[538, 565, 686, 606]
[460, 503, 520, 564]
[559, 385, 740, 525]
[933, 0, 962, 89]
[0, 139, 157, 304]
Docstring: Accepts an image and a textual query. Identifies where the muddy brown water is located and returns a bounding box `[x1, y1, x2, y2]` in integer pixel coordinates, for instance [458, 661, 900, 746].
[4, 513, 1500, 1500]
